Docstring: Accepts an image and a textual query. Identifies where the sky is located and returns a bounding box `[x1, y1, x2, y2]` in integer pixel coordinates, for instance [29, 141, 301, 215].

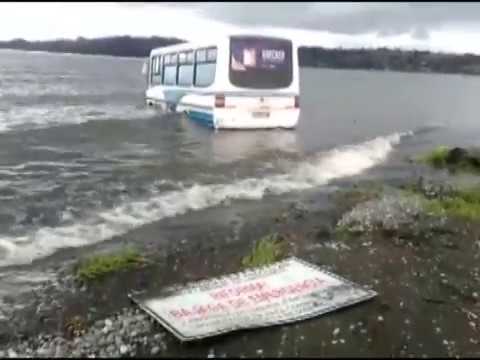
[2, 2, 480, 54]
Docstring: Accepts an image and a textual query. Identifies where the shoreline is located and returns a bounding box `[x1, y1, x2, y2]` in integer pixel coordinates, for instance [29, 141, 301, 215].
[2, 47, 480, 78]
[0, 143, 480, 357]
[1, 156, 480, 357]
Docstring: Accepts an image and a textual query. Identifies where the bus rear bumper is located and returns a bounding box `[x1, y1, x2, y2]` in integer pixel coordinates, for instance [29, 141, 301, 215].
[213, 108, 299, 130]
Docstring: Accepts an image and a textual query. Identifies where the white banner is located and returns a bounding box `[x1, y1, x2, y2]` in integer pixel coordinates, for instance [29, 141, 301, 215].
[130, 257, 376, 341]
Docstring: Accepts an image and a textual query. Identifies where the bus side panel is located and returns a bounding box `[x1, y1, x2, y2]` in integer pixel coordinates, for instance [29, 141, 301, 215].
[146, 86, 168, 111]
[178, 93, 215, 128]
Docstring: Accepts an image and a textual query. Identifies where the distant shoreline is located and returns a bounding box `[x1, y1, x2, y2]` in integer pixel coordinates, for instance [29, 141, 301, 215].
[0, 47, 145, 60]
[0, 36, 184, 59]
[2, 36, 480, 76]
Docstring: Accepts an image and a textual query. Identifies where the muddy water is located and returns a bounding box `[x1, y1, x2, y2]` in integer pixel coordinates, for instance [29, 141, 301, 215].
[2, 49, 480, 276]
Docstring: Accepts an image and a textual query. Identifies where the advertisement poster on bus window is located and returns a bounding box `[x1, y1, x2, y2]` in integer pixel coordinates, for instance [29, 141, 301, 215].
[231, 38, 291, 72]
[130, 257, 377, 342]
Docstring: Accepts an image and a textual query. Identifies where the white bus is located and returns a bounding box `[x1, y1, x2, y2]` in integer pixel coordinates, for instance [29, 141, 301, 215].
[143, 34, 300, 130]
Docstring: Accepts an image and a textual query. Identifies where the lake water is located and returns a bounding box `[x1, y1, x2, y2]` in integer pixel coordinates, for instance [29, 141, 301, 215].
[1, 49, 480, 271]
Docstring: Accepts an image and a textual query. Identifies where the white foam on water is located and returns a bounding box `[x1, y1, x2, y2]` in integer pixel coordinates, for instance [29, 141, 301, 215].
[0, 169, 50, 177]
[0, 180, 12, 188]
[0, 132, 410, 267]
[0, 161, 87, 171]
[0, 104, 156, 133]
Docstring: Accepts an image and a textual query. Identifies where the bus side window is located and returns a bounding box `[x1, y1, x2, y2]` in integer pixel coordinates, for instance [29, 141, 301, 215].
[158, 56, 163, 84]
[161, 54, 167, 85]
[178, 50, 194, 87]
[194, 47, 216, 87]
[150, 56, 157, 85]
[164, 53, 178, 86]
[152, 56, 163, 85]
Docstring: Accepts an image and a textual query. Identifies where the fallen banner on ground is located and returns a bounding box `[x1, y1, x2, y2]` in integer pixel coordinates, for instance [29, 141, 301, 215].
[129, 257, 377, 341]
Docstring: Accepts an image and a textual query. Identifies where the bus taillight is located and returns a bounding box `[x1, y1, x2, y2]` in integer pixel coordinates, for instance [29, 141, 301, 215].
[215, 94, 225, 108]
[294, 95, 300, 109]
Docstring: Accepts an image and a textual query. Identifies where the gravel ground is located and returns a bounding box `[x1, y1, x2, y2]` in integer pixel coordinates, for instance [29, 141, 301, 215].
[336, 180, 451, 234]
[337, 193, 426, 233]
[1, 307, 166, 358]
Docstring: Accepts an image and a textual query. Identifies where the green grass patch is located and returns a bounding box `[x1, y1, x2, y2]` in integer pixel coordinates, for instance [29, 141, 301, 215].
[404, 183, 480, 221]
[400, 185, 419, 198]
[76, 248, 146, 283]
[417, 146, 450, 168]
[416, 146, 480, 174]
[424, 187, 480, 221]
[334, 225, 357, 240]
[241, 233, 287, 269]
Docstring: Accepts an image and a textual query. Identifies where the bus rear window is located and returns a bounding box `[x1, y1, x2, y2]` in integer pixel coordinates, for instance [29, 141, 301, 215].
[229, 36, 293, 89]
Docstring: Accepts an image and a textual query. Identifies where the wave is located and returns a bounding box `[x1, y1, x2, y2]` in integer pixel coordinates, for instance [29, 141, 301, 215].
[0, 104, 156, 133]
[0, 131, 411, 267]
[0, 161, 87, 171]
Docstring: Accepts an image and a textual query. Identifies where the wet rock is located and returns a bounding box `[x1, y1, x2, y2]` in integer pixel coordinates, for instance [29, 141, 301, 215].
[106, 345, 115, 355]
[430, 146, 480, 173]
[151, 346, 160, 356]
[445, 148, 469, 166]
[289, 202, 309, 219]
[71, 349, 82, 357]
[114, 336, 123, 347]
[120, 344, 128, 355]
[106, 333, 114, 345]
[316, 224, 332, 239]
[337, 194, 424, 234]
[8, 348, 18, 357]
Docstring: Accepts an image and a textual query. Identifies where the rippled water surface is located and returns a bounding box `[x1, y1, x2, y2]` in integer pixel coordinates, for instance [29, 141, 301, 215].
[1, 49, 480, 269]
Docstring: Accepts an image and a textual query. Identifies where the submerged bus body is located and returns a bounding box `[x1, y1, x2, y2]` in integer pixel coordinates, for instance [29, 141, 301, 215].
[144, 34, 300, 130]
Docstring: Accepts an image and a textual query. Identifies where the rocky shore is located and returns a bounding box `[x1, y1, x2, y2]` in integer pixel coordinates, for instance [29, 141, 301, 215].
[1, 146, 480, 357]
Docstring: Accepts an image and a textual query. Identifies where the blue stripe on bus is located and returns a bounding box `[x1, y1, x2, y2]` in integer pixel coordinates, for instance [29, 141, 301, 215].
[187, 110, 215, 128]
[147, 87, 298, 97]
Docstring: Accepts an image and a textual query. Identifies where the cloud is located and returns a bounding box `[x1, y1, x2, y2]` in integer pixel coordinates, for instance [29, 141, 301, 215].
[155, 2, 480, 39]
[3, 2, 480, 54]
[0, 2, 236, 42]
[111, 3, 480, 54]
